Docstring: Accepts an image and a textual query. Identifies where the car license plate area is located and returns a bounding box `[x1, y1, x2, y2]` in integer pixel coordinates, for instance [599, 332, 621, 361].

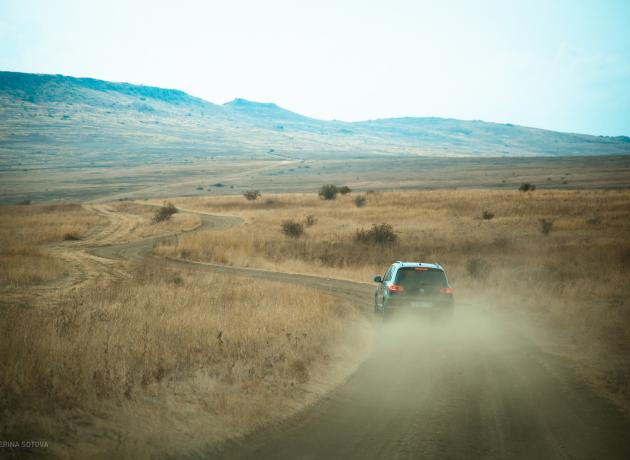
[412, 301, 433, 309]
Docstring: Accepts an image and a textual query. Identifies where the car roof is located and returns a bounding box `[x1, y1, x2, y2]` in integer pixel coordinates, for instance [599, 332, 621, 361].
[393, 261, 444, 270]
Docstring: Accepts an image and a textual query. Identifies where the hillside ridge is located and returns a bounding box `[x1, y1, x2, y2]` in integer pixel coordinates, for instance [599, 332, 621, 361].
[1, 70, 629, 170]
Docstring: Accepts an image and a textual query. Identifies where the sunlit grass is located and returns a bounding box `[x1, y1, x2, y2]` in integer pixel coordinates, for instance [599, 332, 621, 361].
[0, 203, 103, 287]
[161, 189, 630, 401]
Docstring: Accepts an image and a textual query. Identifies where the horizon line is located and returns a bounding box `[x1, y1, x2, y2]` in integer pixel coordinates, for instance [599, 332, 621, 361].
[2, 69, 629, 138]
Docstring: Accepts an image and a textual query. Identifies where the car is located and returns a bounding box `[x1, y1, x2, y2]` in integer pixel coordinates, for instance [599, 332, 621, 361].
[373, 261, 454, 319]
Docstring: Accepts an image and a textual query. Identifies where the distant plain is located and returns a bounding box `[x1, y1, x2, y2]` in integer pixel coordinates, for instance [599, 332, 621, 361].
[3, 155, 630, 205]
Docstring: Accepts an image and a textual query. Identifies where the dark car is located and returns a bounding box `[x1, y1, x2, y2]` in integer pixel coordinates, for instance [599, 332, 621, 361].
[373, 261, 454, 318]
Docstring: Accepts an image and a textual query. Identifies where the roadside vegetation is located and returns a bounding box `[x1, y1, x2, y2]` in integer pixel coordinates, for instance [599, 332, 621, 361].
[0, 201, 200, 291]
[158, 189, 630, 407]
[281, 219, 304, 238]
[0, 259, 367, 456]
[243, 190, 261, 201]
[0, 203, 103, 288]
[152, 202, 178, 222]
[110, 201, 200, 241]
[354, 195, 367, 207]
[3, 189, 629, 455]
[318, 184, 352, 200]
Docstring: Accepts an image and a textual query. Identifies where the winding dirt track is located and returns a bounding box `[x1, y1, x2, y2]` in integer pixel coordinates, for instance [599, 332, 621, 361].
[91, 211, 630, 460]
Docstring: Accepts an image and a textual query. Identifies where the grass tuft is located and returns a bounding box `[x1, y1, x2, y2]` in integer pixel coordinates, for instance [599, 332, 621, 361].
[153, 202, 178, 223]
[355, 223, 397, 245]
[281, 220, 304, 238]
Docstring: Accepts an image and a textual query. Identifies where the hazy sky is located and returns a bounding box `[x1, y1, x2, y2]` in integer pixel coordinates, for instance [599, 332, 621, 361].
[1, 0, 629, 135]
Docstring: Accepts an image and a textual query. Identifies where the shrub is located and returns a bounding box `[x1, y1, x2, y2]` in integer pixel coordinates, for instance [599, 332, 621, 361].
[153, 202, 178, 223]
[338, 185, 352, 195]
[482, 210, 495, 220]
[519, 183, 536, 192]
[354, 196, 367, 208]
[304, 214, 317, 227]
[539, 218, 554, 236]
[281, 220, 304, 238]
[243, 190, 261, 201]
[196, 185, 203, 191]
[63, 232, 81, 241]
[16, 199, 31, 205]
[355, 223, 397, 245]
[318, 184, 339, 200]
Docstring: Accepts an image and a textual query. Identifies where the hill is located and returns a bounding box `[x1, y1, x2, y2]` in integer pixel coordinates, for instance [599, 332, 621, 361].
[1, 71, 629, 171]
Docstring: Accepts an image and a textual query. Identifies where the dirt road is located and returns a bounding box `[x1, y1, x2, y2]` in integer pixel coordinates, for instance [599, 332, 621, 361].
[92, 211, 630, 460]
[210, 314, 630, 460]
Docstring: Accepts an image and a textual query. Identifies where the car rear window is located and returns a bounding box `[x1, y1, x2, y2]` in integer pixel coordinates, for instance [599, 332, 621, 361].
[394, 267, 447, 288]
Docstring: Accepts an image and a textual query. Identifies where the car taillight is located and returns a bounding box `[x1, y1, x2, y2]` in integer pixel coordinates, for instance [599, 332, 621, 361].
[440, 287, 454, 295]
[388, 284, 405, 293]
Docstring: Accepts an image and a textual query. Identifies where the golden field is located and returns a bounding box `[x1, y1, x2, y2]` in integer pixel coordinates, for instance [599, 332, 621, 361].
[1, 188, 629, 456]
[160, 189, 630, 405]
[107, 201, 201, 241]
[0, 202, 368, 457]
[0, 201, 200, 291]
[0, 203, 104, 289]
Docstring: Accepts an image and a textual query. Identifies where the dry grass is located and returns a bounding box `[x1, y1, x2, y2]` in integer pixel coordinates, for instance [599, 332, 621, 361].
[2, 189, 629, 454]
[0, 203, 103, 288]
[109, 201, 200, 241]
[0, 260, 367, 455]
[0, 201, 367, 455]
[160, 189, 629, 280]
[160, 189, 630, 404]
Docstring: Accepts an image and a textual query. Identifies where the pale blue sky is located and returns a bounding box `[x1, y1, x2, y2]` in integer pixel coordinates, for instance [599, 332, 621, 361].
[1, 0, 629, 135]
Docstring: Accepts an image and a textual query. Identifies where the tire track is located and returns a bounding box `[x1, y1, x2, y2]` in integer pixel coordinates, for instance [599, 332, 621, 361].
[90, 210, 373, 305]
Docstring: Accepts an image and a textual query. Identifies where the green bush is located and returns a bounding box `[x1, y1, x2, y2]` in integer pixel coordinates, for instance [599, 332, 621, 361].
[153, 202, 178, 223]
[354, 196, 366, 208]
[318, 184, 339, 200]
[243, 190, 261, 201]
[355, 223, 397, 245]
[63, 232, 81, 241]
[281, 220, 304, 238]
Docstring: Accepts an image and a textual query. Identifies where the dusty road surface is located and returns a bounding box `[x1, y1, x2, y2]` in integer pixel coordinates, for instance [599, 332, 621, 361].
[209, 313, 630, 460]
[91, 209, 630, 460]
